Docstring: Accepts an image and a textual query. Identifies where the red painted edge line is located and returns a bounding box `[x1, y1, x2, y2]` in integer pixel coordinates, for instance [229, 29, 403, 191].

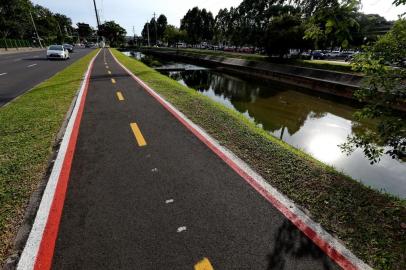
[114, 53, 358, 270]
[33, 61, 94, 270]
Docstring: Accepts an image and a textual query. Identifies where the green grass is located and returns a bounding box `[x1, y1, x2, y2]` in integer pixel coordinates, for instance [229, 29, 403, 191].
[140, 47, 357, 74]
[294, 59, 355, 74]
[112, 48, 405, 270]
[0, 49, 98, 262]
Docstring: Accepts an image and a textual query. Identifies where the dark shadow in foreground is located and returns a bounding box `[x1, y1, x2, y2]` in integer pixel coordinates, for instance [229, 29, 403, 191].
[267, 220, 340, 270]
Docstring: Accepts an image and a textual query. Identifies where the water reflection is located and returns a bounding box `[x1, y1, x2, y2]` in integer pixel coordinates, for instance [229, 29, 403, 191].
[162, 69, 406, 198]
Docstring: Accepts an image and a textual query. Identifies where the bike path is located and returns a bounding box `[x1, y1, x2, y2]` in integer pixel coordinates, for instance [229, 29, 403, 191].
[50, 49, 340, 269]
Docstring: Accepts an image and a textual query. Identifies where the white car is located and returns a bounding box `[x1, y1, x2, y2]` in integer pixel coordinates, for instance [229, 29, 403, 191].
[47, 45, 70, 60]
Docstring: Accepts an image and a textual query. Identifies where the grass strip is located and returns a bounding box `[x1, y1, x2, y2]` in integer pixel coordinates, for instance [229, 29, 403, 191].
[0, 49, 98, 263]
[139, 47, 356, 74]
[112, 48, 405, 270]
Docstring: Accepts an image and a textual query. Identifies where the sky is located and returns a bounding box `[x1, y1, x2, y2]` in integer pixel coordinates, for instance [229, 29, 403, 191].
[31, 0, 406, 35]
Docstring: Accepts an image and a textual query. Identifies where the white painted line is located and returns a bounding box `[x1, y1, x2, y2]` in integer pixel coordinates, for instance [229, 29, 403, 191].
[27, 64, 37, 68]
[111, 50, 372, 270]
[177, 226, 187, 233]
[17, 50, 100, 270]
[0, 73, 7, 76]
[165, 199, 174, 204]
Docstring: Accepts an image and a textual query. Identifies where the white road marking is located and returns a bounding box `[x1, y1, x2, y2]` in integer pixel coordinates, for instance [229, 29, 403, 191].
[0, 73, 7, 76]
[27, 64, 37, 68]
[165, 199, 174, 204]
[177, 226, 187, 233]
[151, 168, 158, 173]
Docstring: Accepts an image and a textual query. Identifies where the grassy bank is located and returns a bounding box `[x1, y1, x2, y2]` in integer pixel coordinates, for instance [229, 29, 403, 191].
[139, 47, 355, 74]
[0, 49, 98, 263]
[112, 49, 405, 270]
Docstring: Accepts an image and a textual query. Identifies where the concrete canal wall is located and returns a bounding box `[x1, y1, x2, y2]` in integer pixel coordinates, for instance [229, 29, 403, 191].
[141, 48, 364, 101]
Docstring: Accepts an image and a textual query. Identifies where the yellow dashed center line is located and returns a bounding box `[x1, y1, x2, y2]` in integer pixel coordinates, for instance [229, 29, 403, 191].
[130, 123, 147, 147]
[116, 91, 124, 101]
[111, 78, 116, 84]
[195, 258, 214, 270]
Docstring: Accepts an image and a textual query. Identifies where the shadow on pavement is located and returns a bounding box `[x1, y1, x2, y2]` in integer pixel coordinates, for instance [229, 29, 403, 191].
[267, 220, 339, 270]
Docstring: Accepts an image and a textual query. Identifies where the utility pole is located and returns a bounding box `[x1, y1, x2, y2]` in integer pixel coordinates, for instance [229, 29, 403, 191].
[153, 12, 158, 45]
[92, 0, 101, 46]
[92, 0, 101, 29]
[29, 11, 43, 48]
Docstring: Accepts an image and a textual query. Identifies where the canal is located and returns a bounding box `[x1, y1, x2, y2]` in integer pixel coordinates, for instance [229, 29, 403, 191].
[126, 52, 406, 198]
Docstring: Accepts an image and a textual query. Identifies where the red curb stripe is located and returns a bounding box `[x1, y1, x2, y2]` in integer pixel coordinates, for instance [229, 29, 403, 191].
[33, 60, 95, 270]
[113, 53, 358, 270]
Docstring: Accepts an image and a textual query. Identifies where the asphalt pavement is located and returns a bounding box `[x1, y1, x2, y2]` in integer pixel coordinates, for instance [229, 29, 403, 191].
[0, 48, 94, 107]
[46, 49, 341, 269]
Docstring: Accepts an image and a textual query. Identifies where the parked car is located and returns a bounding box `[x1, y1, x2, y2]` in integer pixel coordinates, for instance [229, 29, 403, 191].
[47, 45, 69, 60]
[326, 50, 341, 59]
[311, 50, 326, 60]
[63, 44, 74, 53]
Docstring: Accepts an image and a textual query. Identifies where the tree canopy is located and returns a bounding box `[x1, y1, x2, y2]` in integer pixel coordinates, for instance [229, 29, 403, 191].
[341, 19, 406, 163]
[0, 0, 82, 44]
[98, 21, 127, 47]
[180, 7, 214, 44]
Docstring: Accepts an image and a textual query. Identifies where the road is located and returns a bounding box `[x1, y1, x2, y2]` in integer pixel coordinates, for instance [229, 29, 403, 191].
[0, 48, 94, 107]
[18, 49, 347, 270]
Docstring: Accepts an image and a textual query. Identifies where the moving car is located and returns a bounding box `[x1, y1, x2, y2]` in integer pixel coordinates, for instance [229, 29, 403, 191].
[63, 44, 74, 53]
[47, 45, 70, 60]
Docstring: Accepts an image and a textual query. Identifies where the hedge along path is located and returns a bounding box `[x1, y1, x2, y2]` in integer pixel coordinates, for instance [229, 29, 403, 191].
[0, 49, 99, 263]
[112, 49, 405, 270]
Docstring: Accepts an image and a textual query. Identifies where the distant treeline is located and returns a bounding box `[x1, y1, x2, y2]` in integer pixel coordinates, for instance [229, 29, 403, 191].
[140, 0, 396, 56]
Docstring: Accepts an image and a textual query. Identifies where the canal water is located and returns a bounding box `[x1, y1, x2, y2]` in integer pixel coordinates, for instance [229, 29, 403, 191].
[126, 52, 406, 198]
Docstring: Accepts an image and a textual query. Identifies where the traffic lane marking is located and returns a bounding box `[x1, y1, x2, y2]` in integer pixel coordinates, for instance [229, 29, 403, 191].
[116, 91, 124, 101]
[111, 78, 116, 84]
[130, 123, 147, 147]
[195, 258, 214, 270]
[0, 73, 7, 76]
[27, 64, 37, 68]
[108, 70, 112, 75]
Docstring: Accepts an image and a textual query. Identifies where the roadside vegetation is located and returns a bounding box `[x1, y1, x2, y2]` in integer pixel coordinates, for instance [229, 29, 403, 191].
[0, 50, 98, 263]
[138, 46, 356, 74]
[112, 49, 405, 270]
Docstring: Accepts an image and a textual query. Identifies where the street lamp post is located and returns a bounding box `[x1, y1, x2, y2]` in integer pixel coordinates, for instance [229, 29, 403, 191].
[29, 10, 43, 48]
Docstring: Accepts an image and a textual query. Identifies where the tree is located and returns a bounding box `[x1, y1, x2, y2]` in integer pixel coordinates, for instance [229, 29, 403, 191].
[264, 13, 310, 57]
[304, 0, 360, 49]
[163, 25, 186, 46]
[0, 0, 32, 41]
[393, 0, 406, 6]
[54, 13, 74, 42]
[98, 21, 126, 47]
[77, 23, 93, 41]
[351, 13, 392, 46]
[156, 14, 167, 41]
[340, 19, 406, 163]
[180, 7, 214, 44]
